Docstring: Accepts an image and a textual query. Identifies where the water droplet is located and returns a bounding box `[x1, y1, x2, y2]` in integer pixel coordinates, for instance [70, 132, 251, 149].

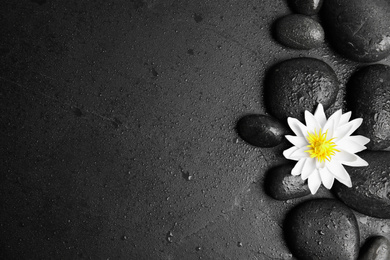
[195, 246, 201, 251]
[237, 241, 243, 247]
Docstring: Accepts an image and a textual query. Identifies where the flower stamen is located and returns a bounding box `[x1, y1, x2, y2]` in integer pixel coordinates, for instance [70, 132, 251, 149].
[305, 129, 339, 163]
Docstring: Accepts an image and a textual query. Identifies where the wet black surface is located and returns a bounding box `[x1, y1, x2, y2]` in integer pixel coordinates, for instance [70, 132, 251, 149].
[1, 0, 390, 259]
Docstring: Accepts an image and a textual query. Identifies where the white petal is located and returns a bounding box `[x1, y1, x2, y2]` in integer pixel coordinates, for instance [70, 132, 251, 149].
[285, 135, 308, 148]
[323, 109, 342, 138]
[287, 117, 308, 137]
[292, 158, 306, 176]
[335, 118, 363, 141]
[319, 168, 334, 189]
[301, 158, 316, 180]
[341, 154, 368, 167]
[283, 147, 299, 160]
[333, 149, 359, 163]
[305, 110, 321, 134]
[348, 135, 370, 146]
[314, 103, 327, 127]
[289, 146, 310, 160]
[308, 170, 322, 194]
[339, 111, 351, 126]
[326, 160, 351, 184]
[337, 138, 367, 153]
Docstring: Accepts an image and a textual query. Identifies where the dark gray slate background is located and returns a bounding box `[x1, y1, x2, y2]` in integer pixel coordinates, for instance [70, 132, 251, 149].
[1, 0, 389, 259]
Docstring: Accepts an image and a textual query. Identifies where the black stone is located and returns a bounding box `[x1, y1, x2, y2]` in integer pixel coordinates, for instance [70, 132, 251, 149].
[265, 58, 339, 122]
[265, 163, 310, 200]
[333, 151, 390, 219]
[322, 0, 390, 62]
[289, 0, 323, 16]
[347, 64, 390, 151]
[358, 236, 390, 260]
[285, 199, 360, 260]
[274, 14, 324, 50]
[236, 114, 286, 148]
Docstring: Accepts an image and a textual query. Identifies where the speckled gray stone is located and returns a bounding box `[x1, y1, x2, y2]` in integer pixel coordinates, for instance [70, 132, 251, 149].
[236, 114, 286, 147]
[274, 14, 324, 50]
[358, 236, 390, 260]
[265, 163, 310, 200]
[322, 0, 390, 62]
[347, 64, 390, 151]
[265, 57, 339, 122]
[285, 199, 360, 260]
[290, 0, 323, 15]
[333, 151, 390, 219]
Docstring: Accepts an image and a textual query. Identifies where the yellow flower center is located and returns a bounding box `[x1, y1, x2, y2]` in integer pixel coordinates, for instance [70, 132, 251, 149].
[306, 129, 339, 163]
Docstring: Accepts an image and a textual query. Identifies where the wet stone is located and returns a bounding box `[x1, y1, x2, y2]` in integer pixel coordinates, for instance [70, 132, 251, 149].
[285, 199, 360, 260]
[358, 236, 390, 260]
[265, 163, 310, 200]
[347, 64, 390, 150]
[274, 14, 324, 50]
[265, 58, 339, 122]
[333, 151, 390, 219]
[236, 114, 286, 148]
[322, 0, 390, 62]
[289, 0, 323, 15]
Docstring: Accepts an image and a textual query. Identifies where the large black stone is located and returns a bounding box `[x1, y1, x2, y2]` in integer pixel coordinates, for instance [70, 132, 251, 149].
[236, 114, 286, 147]
[322, 0, 390, 62]
[285, 199, 360, 260]
[274, 14, 324, 50]
[289, 0, 323, 15]
[265, 163, 310, 200]
[265, 58, 339, 122]
[347, 64, 390, 151]
[333, 151, 390, 219]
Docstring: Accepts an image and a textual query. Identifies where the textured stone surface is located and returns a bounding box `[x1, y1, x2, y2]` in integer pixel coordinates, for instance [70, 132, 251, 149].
[322, 0, 390, 62]
[237, 114, 286, 147]
[285, 199, 360, 260]
[347, 64, 390, 151]
[265, 163, 310, 200]
[333, 151, 390, 219]
[358, 236, 390, 260]
[274, 14, 324, 50]
[265, 57, 339, 122]
[290, 0, 323, 15]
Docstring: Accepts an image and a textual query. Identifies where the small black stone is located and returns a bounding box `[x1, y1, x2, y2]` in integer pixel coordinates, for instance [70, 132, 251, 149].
[347, 64, 390, 150]
[274, 14, 324, 50]
[265, 57, 339, 122]
[265, 163, 310, 200]
[236, 114, 286, 148]
[358, 236, 390, 260]
[322, 0, 390, 62]
[285, 199, 360, 260]
[333, 151, 390, 219]
[289, 0, 323, 15]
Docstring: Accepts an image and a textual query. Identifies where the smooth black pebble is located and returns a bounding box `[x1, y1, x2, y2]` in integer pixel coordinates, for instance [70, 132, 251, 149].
[333, 151, 390, 219]
[359, 236, 390, 260]
[347, 64, 390, 151]
[274, 14, 324, 50]
[265, 57, 339, 122]
[290, 0, 323, 15]
[285, 199, 360, 260]
[322, 0, 390, 62]
[265, 163, 310, 200]
[236, 114, 286, 148]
